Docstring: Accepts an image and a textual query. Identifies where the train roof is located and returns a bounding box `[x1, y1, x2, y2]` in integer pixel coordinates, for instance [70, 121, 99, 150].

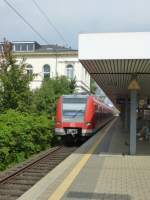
[62, 94, 89, 98]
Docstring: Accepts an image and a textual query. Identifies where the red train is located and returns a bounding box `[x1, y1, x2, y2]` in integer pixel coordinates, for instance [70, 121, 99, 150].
[55, 95, 113, 144]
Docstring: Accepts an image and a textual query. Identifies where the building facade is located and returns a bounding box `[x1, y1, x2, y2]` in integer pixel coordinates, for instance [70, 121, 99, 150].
[0, 41, 90, 93]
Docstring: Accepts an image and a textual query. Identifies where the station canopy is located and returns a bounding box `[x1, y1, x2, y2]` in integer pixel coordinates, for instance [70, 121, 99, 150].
[79, 32, 150, 105]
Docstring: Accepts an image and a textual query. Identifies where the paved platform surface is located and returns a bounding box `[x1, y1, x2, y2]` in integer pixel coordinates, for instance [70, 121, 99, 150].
[18, 118, 150, 200]
[61, 155, 150, 200]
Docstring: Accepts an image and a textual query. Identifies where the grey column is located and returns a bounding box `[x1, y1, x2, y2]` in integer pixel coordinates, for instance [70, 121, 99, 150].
[130, 90, 137, 155]
[127, 101, 130, 129]
[125, 99, 128, 130]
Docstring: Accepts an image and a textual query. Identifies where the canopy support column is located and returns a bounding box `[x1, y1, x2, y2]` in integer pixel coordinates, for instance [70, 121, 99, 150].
[130, 90, 137, 155]
[125, 99, 129, 130]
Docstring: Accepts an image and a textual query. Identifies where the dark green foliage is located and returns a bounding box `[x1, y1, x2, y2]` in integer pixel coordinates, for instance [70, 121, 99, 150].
[0, 40, 76, 171]
[32, 76, 76, 116]
[90, 78, 97, 94]
[0, 110, 54, 171]
[0, 41, 33, 112]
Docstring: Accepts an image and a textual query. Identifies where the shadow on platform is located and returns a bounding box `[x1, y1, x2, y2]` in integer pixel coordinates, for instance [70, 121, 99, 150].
[67, 191, 131, 200]
[94, 117, 130, 155]
[79, 117, 150, 155]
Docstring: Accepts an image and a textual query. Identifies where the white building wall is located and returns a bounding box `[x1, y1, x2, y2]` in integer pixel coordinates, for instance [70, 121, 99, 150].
[18, 53, 90, 92]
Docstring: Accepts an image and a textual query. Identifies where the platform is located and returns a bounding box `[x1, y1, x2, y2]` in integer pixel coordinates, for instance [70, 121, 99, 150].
[18, 118, 150, 200]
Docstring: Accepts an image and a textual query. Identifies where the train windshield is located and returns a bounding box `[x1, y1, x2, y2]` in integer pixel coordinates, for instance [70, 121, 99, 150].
[62, 97, 87, 122]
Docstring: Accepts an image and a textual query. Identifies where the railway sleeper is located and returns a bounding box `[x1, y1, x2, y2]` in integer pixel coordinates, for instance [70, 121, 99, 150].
[0, 189, 22, 197]
[9, 179, 35, 185]
[20, 172, 45, 177]
[37, 161, 63, 166]
[0, 184, 29, 191]
[30, 166, 54, 170]
[0, 194, 19, 200]
[11, 176, 41, 181]
[26, 169, 49, 173]
[35, 163, 59, 167]
[40, 157, 66, 161]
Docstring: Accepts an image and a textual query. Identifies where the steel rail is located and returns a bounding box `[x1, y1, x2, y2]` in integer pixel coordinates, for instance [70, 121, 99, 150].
[0, 146, 63, 184]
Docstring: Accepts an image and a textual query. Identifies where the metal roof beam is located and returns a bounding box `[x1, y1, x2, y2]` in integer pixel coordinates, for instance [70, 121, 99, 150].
[90, 73, 150, 75]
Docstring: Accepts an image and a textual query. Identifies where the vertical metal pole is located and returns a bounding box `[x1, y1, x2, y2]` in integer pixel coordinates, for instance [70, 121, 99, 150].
[125, 99, 128, 130]
[127, 101, 130, 130]
[130, 90, 137, 155]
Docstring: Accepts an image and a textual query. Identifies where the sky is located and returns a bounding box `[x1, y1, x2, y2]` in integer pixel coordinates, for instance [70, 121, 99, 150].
[1, 0, 150, 49]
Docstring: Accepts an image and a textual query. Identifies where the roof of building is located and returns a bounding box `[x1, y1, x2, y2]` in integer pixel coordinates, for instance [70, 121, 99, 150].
[0, 41, 77, 53]
[35, 44, 75, 52]
[12, 41, 76, 52]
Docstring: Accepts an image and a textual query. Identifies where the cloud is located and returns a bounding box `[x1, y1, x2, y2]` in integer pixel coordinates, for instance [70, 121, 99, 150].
[1, 0, 150, 48]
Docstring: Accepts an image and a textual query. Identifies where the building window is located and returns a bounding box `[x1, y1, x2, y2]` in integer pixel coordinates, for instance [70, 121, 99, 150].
[13, 43, 35, 52]
[66, 64, 74, 79]
[15, 44, 21, 51]
[26, 64, 33, 77]
[21, 43, 27, 51]
[28, 43, 34, 51]
[43, 64, 50, 78]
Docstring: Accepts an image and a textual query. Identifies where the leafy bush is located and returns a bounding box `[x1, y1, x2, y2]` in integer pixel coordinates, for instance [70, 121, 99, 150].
[0, 110, 54, 171]
[32, 76, 76, 115]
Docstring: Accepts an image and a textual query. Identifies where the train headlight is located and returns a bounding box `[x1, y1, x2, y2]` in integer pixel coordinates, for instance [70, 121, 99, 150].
[56, 121, 61, 125]
[85, 122, 92, 126]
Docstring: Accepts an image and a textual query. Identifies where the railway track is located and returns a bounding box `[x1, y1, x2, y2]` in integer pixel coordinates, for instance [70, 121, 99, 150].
[0, 146, 77, 200]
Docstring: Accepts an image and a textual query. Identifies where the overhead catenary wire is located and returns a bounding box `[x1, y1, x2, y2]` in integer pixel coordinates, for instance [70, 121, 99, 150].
[3, 0, 49, 44]
[32, 0, 69, 47]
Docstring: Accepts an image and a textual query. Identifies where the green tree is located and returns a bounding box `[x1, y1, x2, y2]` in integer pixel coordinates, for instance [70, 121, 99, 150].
[32, 76, 76, 116]
[90, 78, 97, 94]
[0, 40, 33, 112]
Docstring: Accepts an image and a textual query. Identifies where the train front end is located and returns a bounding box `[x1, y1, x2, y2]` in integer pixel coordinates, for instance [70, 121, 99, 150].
[55, 95, 91, 144]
